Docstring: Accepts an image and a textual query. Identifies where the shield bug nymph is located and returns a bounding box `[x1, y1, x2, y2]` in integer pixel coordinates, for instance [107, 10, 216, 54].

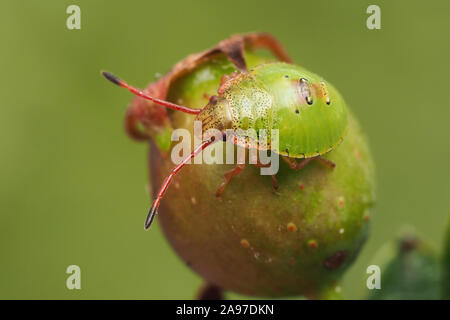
[102, 33, 347, 229]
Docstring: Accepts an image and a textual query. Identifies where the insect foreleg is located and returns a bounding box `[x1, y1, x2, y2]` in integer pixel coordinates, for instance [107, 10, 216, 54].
[215, 149, 246, 197]
[215, 163, 246, 197]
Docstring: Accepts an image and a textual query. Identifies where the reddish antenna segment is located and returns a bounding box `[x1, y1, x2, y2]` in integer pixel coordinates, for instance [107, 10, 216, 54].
[145, 137, 216, 229]
[101, 71, 201, 115]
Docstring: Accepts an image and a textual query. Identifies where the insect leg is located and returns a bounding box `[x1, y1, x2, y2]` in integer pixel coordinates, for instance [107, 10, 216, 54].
[283, 156, 336, 171]
[145, 137, 216, 230]
[270, 175, 279, 190]
[215, 149, 246, 197]
[254, 161, 279, 190]
[315, 156, 336, 170]
[215, 163, 246, 197]
[282, 156, 315, 170]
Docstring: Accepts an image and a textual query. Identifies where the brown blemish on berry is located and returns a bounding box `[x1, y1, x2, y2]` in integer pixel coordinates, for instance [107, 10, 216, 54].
[240, 239, 250, 248]
[337, 196, 344, 208]
[308, 239, 318, 250]
[287, 222, 298, 232]
[399, 235, 419, 254]
[289, 257, 296, 265]
[323, 250, 349, 270]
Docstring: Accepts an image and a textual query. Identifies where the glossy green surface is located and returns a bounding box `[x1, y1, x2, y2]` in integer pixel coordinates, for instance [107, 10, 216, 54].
[253, 63, 347, 158]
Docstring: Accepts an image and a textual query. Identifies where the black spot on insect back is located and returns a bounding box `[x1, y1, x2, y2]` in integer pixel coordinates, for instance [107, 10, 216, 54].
[299, 78, 313, 105]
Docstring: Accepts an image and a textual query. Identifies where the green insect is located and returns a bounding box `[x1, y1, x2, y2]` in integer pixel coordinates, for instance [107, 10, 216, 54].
[102, 33, 348, 229]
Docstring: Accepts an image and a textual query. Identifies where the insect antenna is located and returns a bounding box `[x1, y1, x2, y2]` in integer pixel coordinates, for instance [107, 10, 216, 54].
[145, 137, 217, 229]
[101, 71, 201, 115]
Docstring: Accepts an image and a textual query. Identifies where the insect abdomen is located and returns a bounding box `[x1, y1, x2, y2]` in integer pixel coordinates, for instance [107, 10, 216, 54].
[222, 74, 274, 149]
[253, 63, 348, 158]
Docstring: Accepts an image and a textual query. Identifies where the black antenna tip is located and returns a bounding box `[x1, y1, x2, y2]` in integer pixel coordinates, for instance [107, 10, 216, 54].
[101, 71, 122, 86]
[144, 204, 157, 230]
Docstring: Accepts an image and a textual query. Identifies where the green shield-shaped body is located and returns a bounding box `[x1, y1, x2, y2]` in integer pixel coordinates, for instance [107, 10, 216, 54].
[223, 62, 347, 158]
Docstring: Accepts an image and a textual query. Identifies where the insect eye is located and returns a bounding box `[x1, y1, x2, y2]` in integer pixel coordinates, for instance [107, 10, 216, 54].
[299, 78, 313, 105]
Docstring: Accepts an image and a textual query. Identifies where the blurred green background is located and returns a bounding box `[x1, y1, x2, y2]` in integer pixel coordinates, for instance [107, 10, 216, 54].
[0, 0, 449, 299]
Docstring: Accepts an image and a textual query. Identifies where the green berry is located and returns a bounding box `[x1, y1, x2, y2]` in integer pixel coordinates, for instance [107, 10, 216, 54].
[149, 51, 376, 297]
